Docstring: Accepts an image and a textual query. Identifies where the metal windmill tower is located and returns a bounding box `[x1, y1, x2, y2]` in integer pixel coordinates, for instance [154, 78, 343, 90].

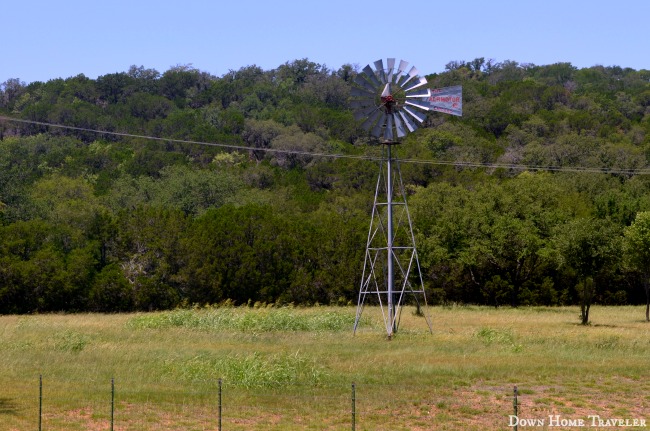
[350, 58, 462, 338]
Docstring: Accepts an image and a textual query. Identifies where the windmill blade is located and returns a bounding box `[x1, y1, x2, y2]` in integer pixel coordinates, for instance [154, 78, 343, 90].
[405, 88, 431, 98]
[395, 60, 409, 83]
[372, 112, 387, 138]
[399, 66, 420, 87]
[361, 109, 382, 132]
[374, 59, 386, 84]
[350, 86, 375, 98]
[354, 74, 379, 93]
[393, 113, 407, 138]
[403, 105, 427, 123]
[352, 106, 377, 121]
[403, 76, 428, 92]
[362, 65, 381, 87]
[384, 114, 394, 141]
[405, 99, 431, 111]
[399, 111, 418, 132]
[353, 104, 379, 121]
[349, 99, 375, 110]
[386, 58, 395, 83]
[381, 83, 391, 99]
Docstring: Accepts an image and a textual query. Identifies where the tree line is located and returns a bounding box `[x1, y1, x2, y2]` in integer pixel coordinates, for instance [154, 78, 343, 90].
[1, 58, 649, 323]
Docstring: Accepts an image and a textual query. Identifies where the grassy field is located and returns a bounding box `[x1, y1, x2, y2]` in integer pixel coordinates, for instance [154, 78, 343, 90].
[1, 305, 649, 430]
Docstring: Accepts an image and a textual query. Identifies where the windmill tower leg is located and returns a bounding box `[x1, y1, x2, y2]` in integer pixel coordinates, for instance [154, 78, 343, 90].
[354, 143, 432, 337]
[386, 143, 395, 337]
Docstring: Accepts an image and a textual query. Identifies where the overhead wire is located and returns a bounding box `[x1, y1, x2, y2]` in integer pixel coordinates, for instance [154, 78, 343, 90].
[2, 115, 650, 175]
[0, 115, 378, 161]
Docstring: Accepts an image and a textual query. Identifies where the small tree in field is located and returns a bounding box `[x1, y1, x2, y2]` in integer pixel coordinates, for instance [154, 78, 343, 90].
[622, 211, 650, 322]
[553, 218, 621, 325]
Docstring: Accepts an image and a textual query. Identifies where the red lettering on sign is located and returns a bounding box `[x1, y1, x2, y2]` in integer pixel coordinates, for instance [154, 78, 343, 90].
[428, 96, 461, 103]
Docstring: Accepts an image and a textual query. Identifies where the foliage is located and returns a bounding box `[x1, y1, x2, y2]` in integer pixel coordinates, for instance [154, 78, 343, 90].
[622, 211, 650, 321]
[551, 217, 622, 324]
[127, 306, 360, 333]
[1, 59, 650, 314]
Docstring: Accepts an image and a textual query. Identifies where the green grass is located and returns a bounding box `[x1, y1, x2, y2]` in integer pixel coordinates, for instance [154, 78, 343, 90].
[1, 305, 649, 430]
[126, 305, 361, 332]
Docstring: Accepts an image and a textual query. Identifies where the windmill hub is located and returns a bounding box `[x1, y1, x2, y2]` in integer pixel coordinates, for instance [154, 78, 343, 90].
[380, 83, 396, 111]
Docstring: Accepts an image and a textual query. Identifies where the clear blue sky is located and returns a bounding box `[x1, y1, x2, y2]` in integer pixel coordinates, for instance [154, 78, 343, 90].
[3, 0, 649, 84]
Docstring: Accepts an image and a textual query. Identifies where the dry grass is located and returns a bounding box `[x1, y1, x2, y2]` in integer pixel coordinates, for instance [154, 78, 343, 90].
[1, 305, 649, 430]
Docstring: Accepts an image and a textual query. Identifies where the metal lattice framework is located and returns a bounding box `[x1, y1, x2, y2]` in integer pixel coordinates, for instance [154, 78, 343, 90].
[351, 58, 461, 338]
[353, 143, 432, 337]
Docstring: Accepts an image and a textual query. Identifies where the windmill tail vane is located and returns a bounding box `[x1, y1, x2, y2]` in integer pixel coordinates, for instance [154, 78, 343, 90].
[427, 85, 463, 116]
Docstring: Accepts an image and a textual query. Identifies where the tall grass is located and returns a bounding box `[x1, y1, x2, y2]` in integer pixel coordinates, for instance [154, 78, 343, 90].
[126, 305, 365, 332]
[162, 351, 327, 388]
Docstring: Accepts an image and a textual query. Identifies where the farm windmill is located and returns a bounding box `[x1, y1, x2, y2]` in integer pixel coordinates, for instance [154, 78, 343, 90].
[351, 58, 462, 338]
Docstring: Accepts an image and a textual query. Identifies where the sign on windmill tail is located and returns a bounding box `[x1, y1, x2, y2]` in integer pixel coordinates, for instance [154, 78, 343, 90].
[427, 85, 463, 116]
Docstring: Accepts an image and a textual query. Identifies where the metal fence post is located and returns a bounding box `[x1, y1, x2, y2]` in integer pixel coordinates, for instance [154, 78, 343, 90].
[513, 385, 518, 431]
[218, 378, 222, 431]
[38, 374, 42, 431]
[351, 382, 356, 431]
[111, 378, 115, 431]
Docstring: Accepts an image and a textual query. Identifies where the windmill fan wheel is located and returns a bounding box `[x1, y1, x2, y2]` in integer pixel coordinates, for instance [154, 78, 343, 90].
[350, 58, 432, 142]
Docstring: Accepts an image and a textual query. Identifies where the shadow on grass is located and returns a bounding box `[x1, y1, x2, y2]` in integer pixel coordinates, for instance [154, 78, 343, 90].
[0, 398, 20, 415]
[566, 322, 621, 328]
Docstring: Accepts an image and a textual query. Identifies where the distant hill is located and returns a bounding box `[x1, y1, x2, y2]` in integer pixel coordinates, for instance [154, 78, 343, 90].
[1, 58, 649, 315]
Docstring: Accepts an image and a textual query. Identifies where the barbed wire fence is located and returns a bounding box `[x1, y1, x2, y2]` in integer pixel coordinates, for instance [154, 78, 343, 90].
[1, 376, 535, 431]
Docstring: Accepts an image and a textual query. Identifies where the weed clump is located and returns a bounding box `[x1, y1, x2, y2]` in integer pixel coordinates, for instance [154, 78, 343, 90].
[126, 307, 359, 333]
[163, 351, 327, 388]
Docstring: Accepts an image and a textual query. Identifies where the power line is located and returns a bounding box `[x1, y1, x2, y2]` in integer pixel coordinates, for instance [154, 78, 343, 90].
[398, 157, 650, 175]
[2, 115, 650, 175]
[0, 115, 377, 161]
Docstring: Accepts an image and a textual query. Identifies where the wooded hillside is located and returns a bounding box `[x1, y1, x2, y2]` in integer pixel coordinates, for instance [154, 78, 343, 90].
[1, 59, 650, 315]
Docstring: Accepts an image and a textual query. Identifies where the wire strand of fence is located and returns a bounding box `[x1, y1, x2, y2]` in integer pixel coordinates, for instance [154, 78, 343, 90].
[6, 377, 644, 431]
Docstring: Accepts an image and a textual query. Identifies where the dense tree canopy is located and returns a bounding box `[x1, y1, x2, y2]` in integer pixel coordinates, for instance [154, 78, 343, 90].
[1, 58, 650, 321]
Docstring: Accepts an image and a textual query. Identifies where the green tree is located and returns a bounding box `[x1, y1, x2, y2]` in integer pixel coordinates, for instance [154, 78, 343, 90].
[107, 165, 243, 216]
[553, 218, 622, 324]
[622, 211, 650, 321]
[411, 172, 574, 306]
[270, 128, 326, 169]
[1, 78, 26, 110]
[0, 219, 56, 312]
[0, 219, 93, 312]
[241, 119, 285, 161]
[179, 205, 297, 304]
[88, 264, 133, 312]
[114, 206, 187, 310]
[96, 72, 135, 104]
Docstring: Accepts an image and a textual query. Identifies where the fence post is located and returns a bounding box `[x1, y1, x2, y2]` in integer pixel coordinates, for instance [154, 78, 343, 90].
[38, 374, 42, 431]
[218, 378, 222, 431]
[111, 378, 115, 431]
[513, 385, 518, 431]
[351, 382, 356, 431]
